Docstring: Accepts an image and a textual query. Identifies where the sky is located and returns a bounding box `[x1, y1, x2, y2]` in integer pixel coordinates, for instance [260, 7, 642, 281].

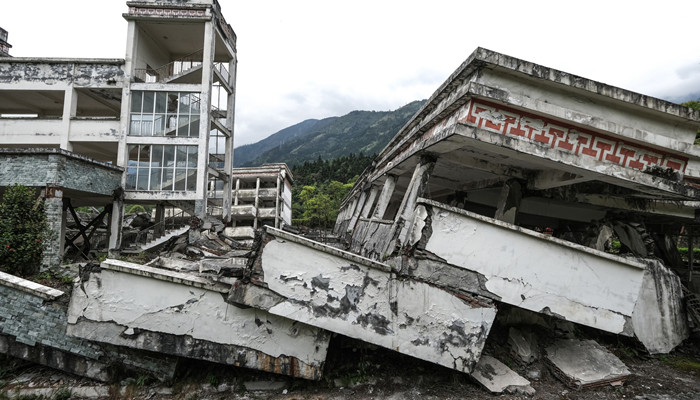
[2, 1, 700, 146]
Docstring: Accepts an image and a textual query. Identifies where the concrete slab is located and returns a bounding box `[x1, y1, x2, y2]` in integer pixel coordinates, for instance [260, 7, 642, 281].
[231, 227, 497, 374]
[471, 355, 534, 395]
[545, 339, 630, 389]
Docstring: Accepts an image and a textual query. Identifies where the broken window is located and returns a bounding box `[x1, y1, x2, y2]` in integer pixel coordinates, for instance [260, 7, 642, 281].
[127, 144, 198, 191]
[129, 91, 201, 137]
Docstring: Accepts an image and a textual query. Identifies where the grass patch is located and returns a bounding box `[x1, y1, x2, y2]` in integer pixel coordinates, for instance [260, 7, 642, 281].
[660, 354, 700, 373]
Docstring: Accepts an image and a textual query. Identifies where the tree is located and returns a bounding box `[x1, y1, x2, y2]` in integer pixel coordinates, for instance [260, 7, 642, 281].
[0, 184, 48, 277]
[683, 100, 700, 144]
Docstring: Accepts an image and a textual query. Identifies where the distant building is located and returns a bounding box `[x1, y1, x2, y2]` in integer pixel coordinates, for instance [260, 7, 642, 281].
[0, 27, 10, 57]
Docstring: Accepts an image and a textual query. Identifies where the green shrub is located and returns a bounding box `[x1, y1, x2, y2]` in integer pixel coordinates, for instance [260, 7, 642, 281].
[0, 184, 48, 277]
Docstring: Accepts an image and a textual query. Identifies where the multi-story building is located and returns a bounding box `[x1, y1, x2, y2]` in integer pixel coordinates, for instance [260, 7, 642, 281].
[0, 0, 237, 264]
[0, 28, 11, 57]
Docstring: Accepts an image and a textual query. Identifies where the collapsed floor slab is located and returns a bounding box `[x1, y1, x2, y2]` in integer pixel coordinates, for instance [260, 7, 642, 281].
[66, 260, 330, 380]
[229, 227, 497, 374]
[409, 199, 647, 336]
[471, 355, 535, 395]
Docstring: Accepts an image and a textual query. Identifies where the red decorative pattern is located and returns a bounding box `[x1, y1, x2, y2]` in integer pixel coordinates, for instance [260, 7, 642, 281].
[464, 101, 688, 173]
[128, 7, 207, 18]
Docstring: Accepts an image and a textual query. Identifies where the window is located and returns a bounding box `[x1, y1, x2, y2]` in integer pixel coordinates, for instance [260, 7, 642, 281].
[127, 145, 198, 191]
[129, 91, 201, 137]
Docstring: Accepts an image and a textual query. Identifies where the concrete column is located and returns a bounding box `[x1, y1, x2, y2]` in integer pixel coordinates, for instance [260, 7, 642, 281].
[222, 56, 237, 225]
[360, 186, 379, 219]
[395, 155, 436, 245]
[42, 188, 65, 269]
[108, 196, 124, 257]
[347, 190, 367, 233]
[60, 88, 77, 151]
[254, 178, 260, 229]
[195, 20, 217, 219]
[372, 175, 397, 220]
[275, 174, 281, 228]
[494, 179, 523, 225]
[155, 203, 165, 237]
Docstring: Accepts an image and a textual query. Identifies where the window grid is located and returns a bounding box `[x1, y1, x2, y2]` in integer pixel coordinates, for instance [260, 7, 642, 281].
[127, 145, 198, 191]
[129, 91, 201, 137]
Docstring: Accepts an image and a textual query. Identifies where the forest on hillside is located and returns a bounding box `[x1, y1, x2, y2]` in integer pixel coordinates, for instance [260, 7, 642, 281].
[290, 153, 374, 228]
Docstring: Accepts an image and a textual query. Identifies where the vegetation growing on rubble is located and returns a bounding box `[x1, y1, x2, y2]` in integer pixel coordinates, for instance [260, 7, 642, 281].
[0, 184, 48, 277]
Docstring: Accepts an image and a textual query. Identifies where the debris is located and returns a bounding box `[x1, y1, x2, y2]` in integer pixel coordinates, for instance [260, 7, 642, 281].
[545, 339, 630, 389]
[508, 327, 538, 364]
[471, 355, 535, 395]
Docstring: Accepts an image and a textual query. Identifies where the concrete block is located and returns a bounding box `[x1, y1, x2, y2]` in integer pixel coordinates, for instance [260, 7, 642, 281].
[471, 355, 535, 395]
[545, 339, 630, 389]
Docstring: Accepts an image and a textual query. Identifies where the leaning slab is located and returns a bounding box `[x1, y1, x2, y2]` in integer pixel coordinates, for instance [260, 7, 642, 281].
[0, 271, 176, 382]
[545, 339, 630, 389]
[229, 227, 497, 374]
[66, 260, 330, 380]
[471, 355, 535, 395]
[412, 199, 647, 335]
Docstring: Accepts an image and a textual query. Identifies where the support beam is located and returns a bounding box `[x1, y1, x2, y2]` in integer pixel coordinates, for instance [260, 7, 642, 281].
[372, 175, 397, 220]
[494, 179, 522, 225]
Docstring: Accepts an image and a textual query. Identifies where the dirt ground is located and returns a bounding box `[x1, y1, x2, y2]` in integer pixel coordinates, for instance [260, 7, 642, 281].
[1, 330, 698, 400]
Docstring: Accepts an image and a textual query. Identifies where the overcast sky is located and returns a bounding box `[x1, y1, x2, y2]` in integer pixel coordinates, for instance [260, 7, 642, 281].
[3, 1, 700, 146]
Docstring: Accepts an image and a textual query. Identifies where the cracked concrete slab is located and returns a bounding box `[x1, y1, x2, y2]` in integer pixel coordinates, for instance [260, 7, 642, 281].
[545, 339, 630, 389]
[471, 355, 535, 395]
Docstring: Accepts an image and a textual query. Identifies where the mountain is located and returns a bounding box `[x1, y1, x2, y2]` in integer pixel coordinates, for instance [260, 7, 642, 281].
[233, 117, 337, 167]
[234, 100, 426, 167]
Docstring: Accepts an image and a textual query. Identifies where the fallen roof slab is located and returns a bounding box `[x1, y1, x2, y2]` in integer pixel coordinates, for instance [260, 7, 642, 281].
[412, 199, 647, 335]
[66, 260, 330, 380]
[545, 339, 630, 390]
[229, 227, 497, 374]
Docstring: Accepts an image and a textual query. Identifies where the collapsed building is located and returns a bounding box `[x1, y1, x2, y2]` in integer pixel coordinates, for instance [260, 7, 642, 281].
[1, 0, 699, 394]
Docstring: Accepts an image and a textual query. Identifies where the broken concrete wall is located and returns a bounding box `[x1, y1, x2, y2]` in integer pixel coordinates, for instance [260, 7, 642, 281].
[67, 260, 330, 380]
[231, 227, 497, 374]
[631, 258, 689, 353]
[410, 199, 647, 335]
[350, 218, 393, 260]
[0, 59, 124, 86]
[0, 271, 175, 382]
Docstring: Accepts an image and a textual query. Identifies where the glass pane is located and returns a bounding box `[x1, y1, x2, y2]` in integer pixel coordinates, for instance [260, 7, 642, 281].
[187, 170, 197, 191]
[187, 146, 198, 167]
[151, 145, 163, 167]
[189, 115, 200, 137]
[155, 92, 167, 113]
[177, 115, 190, 137]
[174, 168, 187, 190]
[129, 115, 142, 136]
[143, 91, 155, 113]
[130, 91, 142, 113]
[165, 113, 177, 135]
[128, 145, 140, 162]
[149, 168, 162, 190]
[136, 170, 149, 190]
[179, 93, 191, 114]
[163, 145, 175, 167]
[176, 146, 189, 167]
[126, 169, 136, 190]
[162, 168, 174, 191]
[167, 93, 179, 113]
[153, 114, 166, 136]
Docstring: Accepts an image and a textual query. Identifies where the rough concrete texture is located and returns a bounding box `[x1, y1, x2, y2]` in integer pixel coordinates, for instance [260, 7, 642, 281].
[244, 228, 497, 374]
[507, 327, 538, 364]
[67, 260, 330, 380]
[417, 200, 646, 335]
[471, 355, 534, 395]
[545, 339, 630, 389]
[631, 258, 689, 353]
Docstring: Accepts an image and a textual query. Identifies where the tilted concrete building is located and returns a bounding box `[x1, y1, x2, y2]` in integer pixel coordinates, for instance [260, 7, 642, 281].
[0, 0, 237, 263]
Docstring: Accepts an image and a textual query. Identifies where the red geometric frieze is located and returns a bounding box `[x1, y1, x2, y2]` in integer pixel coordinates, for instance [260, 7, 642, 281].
[464, 100, 688, 173]
[128, 7, 207, 18]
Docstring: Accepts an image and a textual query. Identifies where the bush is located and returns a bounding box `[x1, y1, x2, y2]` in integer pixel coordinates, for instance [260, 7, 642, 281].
[0, 184, 48, 277]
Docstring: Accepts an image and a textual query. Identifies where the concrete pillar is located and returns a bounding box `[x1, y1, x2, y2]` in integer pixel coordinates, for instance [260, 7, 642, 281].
[254, 178, 260, 229]
[360, 186, 379, 219]
[195, 20, 216, 220]
[372, 175, 397, 220]
[395, 155, 437, 246]
[494, 179, 523, 225]
[275, 174, 281, 228]
[155, 203, 165, 237]
[347, 190, 367, 233]
[60, 88, 77, 151]
[42, 188, 65, 269]
[222, 55, 237, 225]
[108, 196, 124, 257]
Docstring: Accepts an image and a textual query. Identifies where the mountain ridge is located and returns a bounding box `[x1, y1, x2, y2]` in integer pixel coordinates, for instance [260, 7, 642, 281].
[233, 100, 426, 167]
